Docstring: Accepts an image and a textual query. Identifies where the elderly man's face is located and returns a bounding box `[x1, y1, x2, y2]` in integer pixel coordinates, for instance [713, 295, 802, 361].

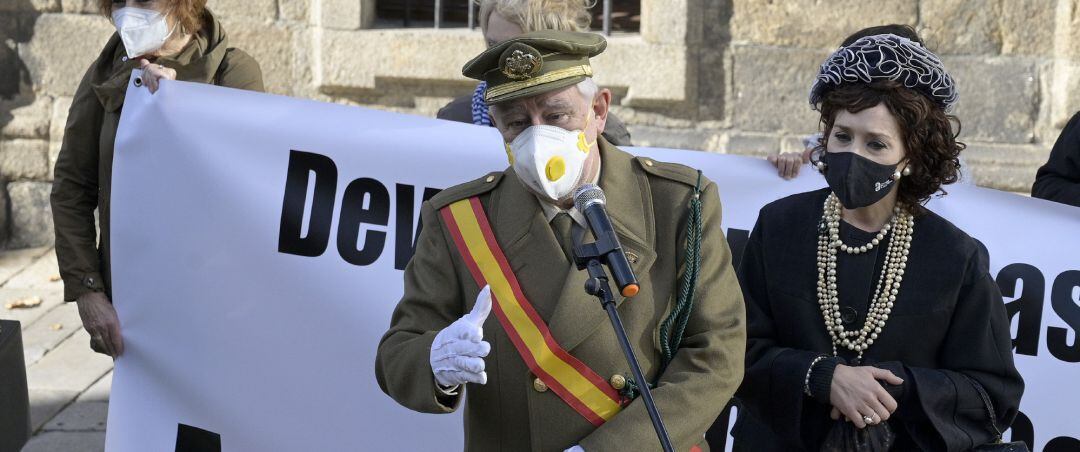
[490, 84, 610, 144]
[491, 84, 612, 207]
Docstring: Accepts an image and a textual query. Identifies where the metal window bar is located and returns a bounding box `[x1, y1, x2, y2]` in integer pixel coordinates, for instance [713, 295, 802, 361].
[468, 0, 476, 30]
[603, 0, 612, 36]
[434, 0, 442, 28]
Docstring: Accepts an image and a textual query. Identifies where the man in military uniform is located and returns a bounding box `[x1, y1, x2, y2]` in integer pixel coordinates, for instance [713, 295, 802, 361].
[375, 31, 745, 452]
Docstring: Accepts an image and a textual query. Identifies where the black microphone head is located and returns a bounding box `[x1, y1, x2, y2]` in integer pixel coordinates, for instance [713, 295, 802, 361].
[574, 184, 606, 211]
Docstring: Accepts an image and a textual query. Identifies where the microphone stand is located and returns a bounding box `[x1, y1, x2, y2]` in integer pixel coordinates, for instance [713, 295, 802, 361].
[575, 239, 675, 452]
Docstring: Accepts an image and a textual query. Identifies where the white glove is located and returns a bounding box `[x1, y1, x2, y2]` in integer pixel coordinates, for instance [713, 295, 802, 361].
[431, 285, 493, 387]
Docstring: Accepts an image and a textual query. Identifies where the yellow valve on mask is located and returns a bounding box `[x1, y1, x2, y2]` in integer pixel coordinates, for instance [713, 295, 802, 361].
[546, 156, 566, 181]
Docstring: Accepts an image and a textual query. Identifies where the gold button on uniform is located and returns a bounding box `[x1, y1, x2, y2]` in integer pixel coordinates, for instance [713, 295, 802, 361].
[533, 378, 548, 392]
[485, 175, 495, 183]
[644, 160, 654, 167]
[609, 374, 627, 390]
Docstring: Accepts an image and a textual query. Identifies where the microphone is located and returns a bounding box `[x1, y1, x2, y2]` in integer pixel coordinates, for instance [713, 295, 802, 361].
[573, 184, 640, 298]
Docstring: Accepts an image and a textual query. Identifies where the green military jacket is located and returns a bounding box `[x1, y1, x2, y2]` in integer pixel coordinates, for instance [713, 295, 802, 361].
[376, 140, 746, 451]
[51, 10, 263, 301]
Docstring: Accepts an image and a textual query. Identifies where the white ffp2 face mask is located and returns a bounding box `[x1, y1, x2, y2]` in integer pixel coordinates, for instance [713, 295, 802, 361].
[112, 7, 174, 59]
[506, 121, 596, 203]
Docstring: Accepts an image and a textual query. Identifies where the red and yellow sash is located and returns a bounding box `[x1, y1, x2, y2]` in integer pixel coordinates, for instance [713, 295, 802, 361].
[440, 197, 624, 426]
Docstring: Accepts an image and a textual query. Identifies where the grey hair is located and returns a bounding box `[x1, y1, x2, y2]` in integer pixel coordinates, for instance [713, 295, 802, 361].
[576, 78, 598, 102]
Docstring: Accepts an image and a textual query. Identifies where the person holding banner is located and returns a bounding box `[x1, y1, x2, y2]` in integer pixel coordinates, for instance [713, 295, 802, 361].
[733, 26, 1024, 451]
[1032, 111, 1080, 208]
[50, 0, 264, 357]
[377, 31, 745, 451]
[436, 0, 633, 146]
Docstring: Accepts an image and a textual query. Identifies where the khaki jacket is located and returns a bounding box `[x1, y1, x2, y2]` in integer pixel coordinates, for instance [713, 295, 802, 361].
[376, 140, 745, 452]
[51, 10, 264, 301]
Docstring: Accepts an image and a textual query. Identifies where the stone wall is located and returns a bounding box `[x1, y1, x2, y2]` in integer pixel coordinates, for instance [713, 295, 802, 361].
[0, 0, 1077, 249]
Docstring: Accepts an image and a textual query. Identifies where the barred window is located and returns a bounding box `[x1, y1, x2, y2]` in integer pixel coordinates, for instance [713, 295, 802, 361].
[375, 0, 641, 34]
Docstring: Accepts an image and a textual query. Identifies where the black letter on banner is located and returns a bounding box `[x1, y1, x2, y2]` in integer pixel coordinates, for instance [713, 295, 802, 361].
[1045, 437, 1080, 452]
[394, 184, 441, 270]
[996, 263, 1044, 357]
[279, 150, 338, 257]
[1048, 270, 1080, 363]
[1006, 411, 1033, 450]
[175, 424, 221, 452]
[338, 178, 390, 266]
[725, 228, 750, 271]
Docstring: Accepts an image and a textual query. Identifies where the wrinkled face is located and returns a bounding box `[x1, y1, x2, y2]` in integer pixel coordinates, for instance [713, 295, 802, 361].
[484, 11, 524, 48]
[826, 103, 908, 167]
[491, 84, 611, 207]
[490, 85, 598, 143]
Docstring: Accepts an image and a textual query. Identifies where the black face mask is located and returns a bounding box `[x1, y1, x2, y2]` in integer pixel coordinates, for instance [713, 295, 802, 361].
[822, 151, 899, 209]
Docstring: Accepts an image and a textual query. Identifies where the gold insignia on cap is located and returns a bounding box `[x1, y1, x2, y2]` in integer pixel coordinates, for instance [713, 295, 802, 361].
[500, 44, 543, 80]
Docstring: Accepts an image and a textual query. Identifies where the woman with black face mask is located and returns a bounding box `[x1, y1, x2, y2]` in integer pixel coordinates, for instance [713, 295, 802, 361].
[731, 25, 1024, 452]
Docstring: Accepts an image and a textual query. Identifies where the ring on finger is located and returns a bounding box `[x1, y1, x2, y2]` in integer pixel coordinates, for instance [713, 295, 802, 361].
[862, 415, 875, 425]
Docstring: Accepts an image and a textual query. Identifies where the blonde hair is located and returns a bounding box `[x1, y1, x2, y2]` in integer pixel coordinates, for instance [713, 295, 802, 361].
[477, 0, 595, 34]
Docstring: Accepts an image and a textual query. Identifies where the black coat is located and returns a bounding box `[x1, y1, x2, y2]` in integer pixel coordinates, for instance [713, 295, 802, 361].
[732, 188, 1024, 452]
[1032, 111, 1080, 208]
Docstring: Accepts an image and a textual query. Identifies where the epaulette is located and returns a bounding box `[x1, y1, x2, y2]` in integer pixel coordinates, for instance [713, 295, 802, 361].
[633, 156, 704, 188]
[428, 171, 505, 210]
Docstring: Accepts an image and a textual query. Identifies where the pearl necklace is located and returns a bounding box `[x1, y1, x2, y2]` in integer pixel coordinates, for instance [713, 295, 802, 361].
[816, 193, 914, 362]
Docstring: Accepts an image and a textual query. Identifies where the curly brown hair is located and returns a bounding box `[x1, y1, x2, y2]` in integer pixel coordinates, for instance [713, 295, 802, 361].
[97, 0, 206, 35]
[811, 80, 965, 209]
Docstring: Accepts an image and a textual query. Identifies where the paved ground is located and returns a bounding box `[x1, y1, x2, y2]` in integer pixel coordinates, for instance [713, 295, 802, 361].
[0, 247, 110, 452]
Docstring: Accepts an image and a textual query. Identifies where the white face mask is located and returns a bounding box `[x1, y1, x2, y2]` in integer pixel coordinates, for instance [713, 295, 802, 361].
[112, 7, 175, 59]
[506, 119, 596, 203]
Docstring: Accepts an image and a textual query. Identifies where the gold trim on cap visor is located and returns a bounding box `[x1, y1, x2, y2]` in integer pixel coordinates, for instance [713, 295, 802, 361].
[485, 65, 593, 102]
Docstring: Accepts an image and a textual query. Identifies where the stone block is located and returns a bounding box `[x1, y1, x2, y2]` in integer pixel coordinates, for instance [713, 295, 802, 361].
[0, 286, 62, 327]
[945, 56, 1038, 144]
[20, 302, 80, 366]
[918, 0, 1001, 55]
[28, 388, 78, 432]
[19, 13, 115, 97]
[280, 0, 311, 22]
[999, 0, 1056, 56]
[719, 132, 781, 157]
[21, 431, 105, 452]
[319, 0, 375, 30]
[43, 400, 107, 431]
[731, 0, 917, 49]
[8, 181, 54, 248]
[49, 95, 72, 179]
[961, 142, 1048, 192]
[220, 19, 295, 95]
[59, 0, 99, 14]
[210, 0, 277, 21]
[5, 249, 60, 288]
[641, 0, 689, 45]
[0, 0, 59, 13]
[630, 125, 715, 151]
[1050, 61, 1080, 129]
[0, 138, 49, 180]
[317, 28, 483, 90]
[26, 328, 112, 392]
[76, 371, 111, 402]
[0, 96, 51, 139]
[731, 45, 825, 134]
[0, 246, 49, 285]
[1061, 0, 1080, 60]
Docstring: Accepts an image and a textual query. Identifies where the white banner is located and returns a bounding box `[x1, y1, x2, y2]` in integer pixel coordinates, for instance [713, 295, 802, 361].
[108, 76, 1080, 451]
